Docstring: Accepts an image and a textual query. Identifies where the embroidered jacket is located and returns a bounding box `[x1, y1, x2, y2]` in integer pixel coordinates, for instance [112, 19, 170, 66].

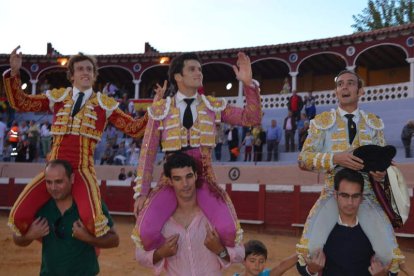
[298, 108, 385, 182]
[3, 69, 148, 168]
[134, 84, 262, 196]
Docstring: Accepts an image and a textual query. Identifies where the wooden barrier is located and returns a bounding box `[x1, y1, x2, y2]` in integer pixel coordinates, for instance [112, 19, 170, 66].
[1, 161, 413, 237]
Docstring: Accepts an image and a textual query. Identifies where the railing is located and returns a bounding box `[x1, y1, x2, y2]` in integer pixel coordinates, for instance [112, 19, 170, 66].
[225, 82, 413, 109]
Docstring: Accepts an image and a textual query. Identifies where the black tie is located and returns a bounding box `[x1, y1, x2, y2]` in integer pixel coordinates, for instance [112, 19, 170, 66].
[183, 98, 194, 129]
[72, 92, 85, 117]
[345, 114, 356, 144]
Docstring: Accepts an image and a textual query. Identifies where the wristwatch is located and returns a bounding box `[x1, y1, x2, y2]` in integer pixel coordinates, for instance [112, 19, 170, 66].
[218, 249, 228, 259]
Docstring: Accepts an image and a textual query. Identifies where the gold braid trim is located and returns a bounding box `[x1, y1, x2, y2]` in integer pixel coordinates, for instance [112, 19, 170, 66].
[8, 172, 45, 226]
[131, 226, 145, 248]
[97, 92, 119, 111]
[80, 137, 109, 237]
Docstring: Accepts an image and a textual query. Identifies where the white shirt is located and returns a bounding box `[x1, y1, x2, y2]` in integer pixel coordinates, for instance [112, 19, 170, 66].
[175, 91, 199, 125]
[40, 124, 51, 137]
[72, 87, 93, 112]
[338, 106, 360, 125]
[285, 117, 293, 130]
[338, 215, 359, 228]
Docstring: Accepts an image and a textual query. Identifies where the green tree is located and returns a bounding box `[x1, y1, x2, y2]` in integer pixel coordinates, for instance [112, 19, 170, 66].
[352, 0, 414, 32]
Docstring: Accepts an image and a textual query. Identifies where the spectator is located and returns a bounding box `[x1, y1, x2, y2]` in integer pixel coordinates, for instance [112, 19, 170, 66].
[280, 77, 291, 94]
[19, 120, 29, 141]
[113, 141, 127, 165]
[226, 126, 239, 161]
[118, 168, 126, 180]
[401, 120, 414, 158]
[235, 240, 297, 276]
[39, 79, 50, 93]
[266, 120, 282, 161]
[214, 124, 225, 161]
[299, 121, 310, 152]
[242, 131, 254, 161]
[119, 93, 128, 113]
[127, 142, 140, 166]
[125, 171, 134, 182]
[40, 121, 52, 158]
[128, 99, 137, 117]
[15, 140, 29, 162]
[297, 169, 395, 276]
[297, 113, 309, 151]
[12, 159, 119, 275]
[0, 116, 7, 160]
[102, 82, 118, 97]
[3, 141, 13, 162]
[104, 124, 118, 146]
[283, 111, 297, 152]
[252, 125, 266, 162]
[287, 90, 303, 122]
[7, 121, 19, 155]
[304, 91, 316, 120]
[100, 142, 115, 165]
[136, 153, 244, 274]
[27, 120, 40, 161]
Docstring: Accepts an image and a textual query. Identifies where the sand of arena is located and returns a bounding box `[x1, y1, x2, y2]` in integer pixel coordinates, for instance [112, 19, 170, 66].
[1, 211, 413, 275]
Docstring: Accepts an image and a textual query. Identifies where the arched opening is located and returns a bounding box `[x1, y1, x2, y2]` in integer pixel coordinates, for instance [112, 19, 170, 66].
[0, 65, 32, 124]
[354, 44, 409, 86]
[37, 67, 70, 94]
[297, 53, 347, 92]
[97, 66, 134, 98]
[252, 58, 290, 95]
[202, 62, 236, 97]
[139, 65, 168, 99]
[0, 65, 32, 96]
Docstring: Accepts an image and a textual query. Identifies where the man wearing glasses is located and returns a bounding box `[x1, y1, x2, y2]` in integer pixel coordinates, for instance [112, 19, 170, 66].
[297, 168, 394, 275]
[296, 70, 403, 273]
[12, 159, 119, 275]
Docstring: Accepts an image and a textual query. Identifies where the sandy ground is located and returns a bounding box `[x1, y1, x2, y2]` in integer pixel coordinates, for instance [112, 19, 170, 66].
[0, 211, 413, 276]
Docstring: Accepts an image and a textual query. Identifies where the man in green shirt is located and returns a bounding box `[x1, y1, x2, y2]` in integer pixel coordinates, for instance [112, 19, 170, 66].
[12, 159, 119, 275]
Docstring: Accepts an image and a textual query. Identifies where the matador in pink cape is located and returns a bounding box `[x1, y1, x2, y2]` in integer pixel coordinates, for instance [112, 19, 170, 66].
[4, 47, 149, 237]
[132, 52, 262, 251]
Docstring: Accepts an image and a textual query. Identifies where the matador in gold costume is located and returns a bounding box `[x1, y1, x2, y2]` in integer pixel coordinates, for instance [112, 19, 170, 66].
[4, 46, 152, 237]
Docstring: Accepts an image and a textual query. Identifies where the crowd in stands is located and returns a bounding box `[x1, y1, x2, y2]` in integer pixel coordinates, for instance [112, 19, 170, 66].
[2, 87, 413, 164]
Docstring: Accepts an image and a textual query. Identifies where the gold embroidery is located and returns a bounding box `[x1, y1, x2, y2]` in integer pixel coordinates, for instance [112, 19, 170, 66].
[49, 88, 67, 100]
[366, 113, 383, 129]
[313, 111, 335, 129]
[206, 96, 225, 109]
[332, 142, 348, 152]
[99, 93, 118, 110]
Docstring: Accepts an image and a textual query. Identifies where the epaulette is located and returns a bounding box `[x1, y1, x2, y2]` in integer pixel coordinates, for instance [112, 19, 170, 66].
[311, 109, 336, 130]
[46, 87, 70, 103]
[201, 95, 227, 112]
[360, 110, 384, 130]
[97, 92, 119, 111]
[148, 97, 171, 121]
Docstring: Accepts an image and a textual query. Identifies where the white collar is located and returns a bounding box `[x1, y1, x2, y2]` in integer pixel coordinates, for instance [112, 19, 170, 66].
[73, 87, 93, 99]
[338, 215, 359, 228]
[338, 106, 359, 119]
[176, 91, 198, 104]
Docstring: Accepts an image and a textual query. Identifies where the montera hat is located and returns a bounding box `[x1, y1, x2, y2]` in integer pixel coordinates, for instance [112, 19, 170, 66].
[353, 144, 396, 172]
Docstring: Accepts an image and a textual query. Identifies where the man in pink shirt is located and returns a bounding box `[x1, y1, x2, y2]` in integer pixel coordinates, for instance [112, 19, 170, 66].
[136, 153, 244, 275]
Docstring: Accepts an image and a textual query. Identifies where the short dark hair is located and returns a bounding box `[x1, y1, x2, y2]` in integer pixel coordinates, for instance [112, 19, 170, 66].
[334, 70, 363, 89]
[334, 168, 364, 192]
[45, 159, 73, 179]
[163, 152, 197, 179]
[244, 240, 268, 260]
[67, 53, 99, 82]
[168, 53, 202, 93]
